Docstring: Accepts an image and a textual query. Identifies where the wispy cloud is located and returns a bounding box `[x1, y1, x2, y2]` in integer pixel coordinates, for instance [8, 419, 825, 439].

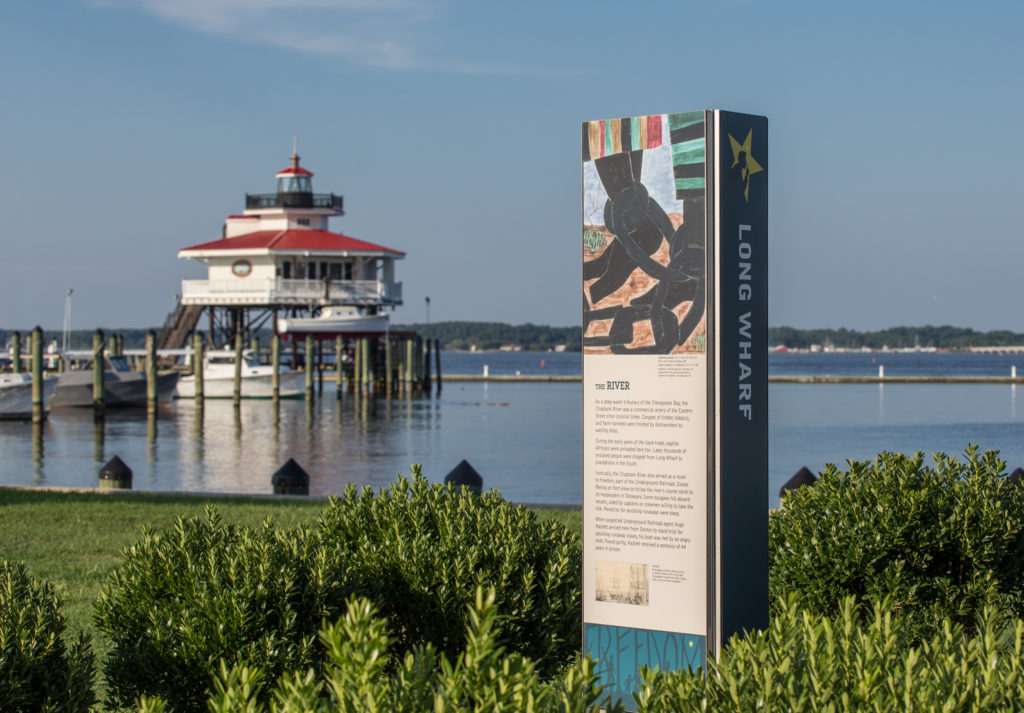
[88, 0, 546, 75]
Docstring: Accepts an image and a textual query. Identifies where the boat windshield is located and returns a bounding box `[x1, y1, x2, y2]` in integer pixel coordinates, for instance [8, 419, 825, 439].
[108, 355, 131, 372]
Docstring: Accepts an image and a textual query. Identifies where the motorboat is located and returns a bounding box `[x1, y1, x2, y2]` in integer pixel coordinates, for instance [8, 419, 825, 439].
[278, 306, 389, 338]
[50, 354, 179, 408]
[0, 372, 59, 419]
[175, 349, 306, 399]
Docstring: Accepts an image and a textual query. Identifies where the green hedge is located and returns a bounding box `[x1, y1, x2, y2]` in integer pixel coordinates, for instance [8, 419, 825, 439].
[96, 470, 581, 712]
[0, 560, 95, 713]
[138, 589, 615, 713]
[634, 597, 1024, 712]
[769, 447, 1024, 640]
[140, 594, 1024, 713]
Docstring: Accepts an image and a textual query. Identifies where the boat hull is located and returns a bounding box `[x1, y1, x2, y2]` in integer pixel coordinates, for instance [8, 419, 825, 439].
[0, 374, 59, 420]
[50, 371, 180, 408]
[175, 371, 307, 399]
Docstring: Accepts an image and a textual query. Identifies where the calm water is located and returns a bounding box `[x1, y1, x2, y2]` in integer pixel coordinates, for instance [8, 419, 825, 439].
[3, 351, 1024, 508]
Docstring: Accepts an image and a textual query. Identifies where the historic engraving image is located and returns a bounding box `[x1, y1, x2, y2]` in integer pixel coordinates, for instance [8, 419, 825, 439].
[595, 560, 650, 606]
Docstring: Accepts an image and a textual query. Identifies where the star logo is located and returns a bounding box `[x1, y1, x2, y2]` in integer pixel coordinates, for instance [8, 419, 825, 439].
[728, 129, 763, 202]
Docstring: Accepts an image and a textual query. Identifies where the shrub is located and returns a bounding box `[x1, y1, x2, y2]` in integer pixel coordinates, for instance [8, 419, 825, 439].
[769, 446, 1024, 640]
[633, 597, 1024, 713]
[138, 589, 619, 713]
[307, 468, 581, 676]
[94, 509, 319, 712]
[0, 560, 95, 713]
[96, 470, 581, 712]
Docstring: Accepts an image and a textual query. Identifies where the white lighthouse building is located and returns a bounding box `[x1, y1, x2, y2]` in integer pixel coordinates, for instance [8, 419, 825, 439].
[162, 152, 404, 348]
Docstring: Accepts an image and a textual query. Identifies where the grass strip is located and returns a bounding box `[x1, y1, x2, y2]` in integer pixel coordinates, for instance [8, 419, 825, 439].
[0, 486, 581, 708]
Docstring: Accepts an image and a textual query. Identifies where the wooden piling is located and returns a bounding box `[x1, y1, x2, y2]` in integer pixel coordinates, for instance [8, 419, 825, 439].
[434, 338, 442, 395]
[385, 337, 393, 395]
[193, 333, 205, 402]
[362, 338, 370, 394]
[271, 332, 281, 403]
[31, 327, 43, 423]
[11, 332, 20, 374]
[405, 338, 414, 391]
[233, 333, 243, 407]
[353, 337, 362, 393]
[93, 329, 105, 420]
[423, 338, 432, 393]
[316, 339, 323, 396]
[304, 335, 314, 401]
[146, 330, 157, 414]
[336, 336, 344, 399]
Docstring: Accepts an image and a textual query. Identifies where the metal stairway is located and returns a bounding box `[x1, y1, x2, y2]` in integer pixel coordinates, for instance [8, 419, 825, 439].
[157, 303, 204, 350]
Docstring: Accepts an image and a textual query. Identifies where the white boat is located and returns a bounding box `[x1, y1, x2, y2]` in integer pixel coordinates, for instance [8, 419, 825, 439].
[175, 349, 306, 399]
[278, 306, 389, 337]
[50, 354, 179, 408]
[0, 373, 59, 419]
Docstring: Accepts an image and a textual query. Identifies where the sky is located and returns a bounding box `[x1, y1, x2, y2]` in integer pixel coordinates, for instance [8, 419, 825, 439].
[0, 0, 1021, 333]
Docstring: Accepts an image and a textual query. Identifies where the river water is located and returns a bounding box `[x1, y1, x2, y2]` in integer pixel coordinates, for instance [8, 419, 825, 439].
[3, 351, 1024, 507]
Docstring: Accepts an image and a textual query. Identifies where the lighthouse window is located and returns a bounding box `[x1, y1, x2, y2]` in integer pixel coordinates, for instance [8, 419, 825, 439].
[297, 218, 310, 226]
[277, 176, 312, 194]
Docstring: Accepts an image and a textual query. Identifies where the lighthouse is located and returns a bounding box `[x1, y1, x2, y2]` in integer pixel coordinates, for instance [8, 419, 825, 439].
[161, 150, 404, 349]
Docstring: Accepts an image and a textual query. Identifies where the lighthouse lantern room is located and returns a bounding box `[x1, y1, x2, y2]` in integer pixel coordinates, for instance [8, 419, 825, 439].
[164, 151, 404, 349]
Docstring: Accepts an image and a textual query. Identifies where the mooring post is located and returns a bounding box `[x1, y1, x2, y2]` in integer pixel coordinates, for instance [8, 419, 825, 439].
[335, 336, 344, 399]
[434, 338, 442, 396]
[31, 326, 44, 423]
[423, 338, 432, 393]
[251, 336, 261, 360]
[194, 332, 205, 402]
[353, 337, 362, 394]
[403, 338, 411, 393]
[304, 335, 314, 401]
[11, 331, 20, 374]
[93, 329, 105, 421]
[385, 337, 393, 396]
[146, 330, 157, 414]
[233, 332, 243, 407]
[271, 332, 281, 403]
[317, 339, 324, 396]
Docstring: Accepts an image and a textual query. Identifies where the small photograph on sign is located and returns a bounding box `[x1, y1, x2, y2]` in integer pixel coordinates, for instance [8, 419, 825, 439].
[595, 561, 650, 606]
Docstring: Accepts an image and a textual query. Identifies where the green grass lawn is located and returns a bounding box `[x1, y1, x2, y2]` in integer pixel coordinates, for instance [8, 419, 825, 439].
[0, 485, 581, 707]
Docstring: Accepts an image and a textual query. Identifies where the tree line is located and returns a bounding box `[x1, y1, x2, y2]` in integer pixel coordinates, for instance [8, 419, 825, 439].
[770, 325, 1024, 350]
[395, 322, 581, 351]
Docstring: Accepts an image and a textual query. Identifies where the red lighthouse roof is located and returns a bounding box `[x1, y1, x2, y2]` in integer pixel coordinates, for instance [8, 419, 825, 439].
[179, 230, 404, 256]
[275, 166, 313, 177]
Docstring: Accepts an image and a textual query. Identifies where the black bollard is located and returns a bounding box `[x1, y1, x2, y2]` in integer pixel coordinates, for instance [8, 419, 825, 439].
[272, 458, 310, 495]
[1007, 467, 1024, 485]
[99, 455, 133, 490]
[779, 466, 817, 498]
[444, 459, 483, 496]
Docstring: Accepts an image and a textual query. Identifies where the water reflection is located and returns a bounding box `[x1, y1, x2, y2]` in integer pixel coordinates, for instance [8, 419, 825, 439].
[0, 382, 579, 502]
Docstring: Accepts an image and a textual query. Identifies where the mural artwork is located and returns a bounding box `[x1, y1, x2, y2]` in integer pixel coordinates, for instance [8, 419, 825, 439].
[582, 113, 707, 354]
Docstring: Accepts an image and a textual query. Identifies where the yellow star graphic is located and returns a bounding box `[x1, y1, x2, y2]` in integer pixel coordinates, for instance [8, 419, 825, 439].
[728, 129, 763, 202]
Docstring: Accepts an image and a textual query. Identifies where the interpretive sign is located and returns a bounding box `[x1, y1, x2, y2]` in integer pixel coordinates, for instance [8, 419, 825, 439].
[581, 110, 768, 707]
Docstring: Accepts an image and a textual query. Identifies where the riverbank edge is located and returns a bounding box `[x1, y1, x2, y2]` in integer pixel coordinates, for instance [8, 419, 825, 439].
[0, 483, 582, 509]
[443, 374, 1024, 384]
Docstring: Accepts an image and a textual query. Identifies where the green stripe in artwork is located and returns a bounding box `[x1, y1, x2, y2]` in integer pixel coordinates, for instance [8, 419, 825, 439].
[668, 111, 704, 131]
[631, 117, 640, 151]
[675, 177, 706, 190]
[672, 138, 705, 166]
[604, 120, 613, 156]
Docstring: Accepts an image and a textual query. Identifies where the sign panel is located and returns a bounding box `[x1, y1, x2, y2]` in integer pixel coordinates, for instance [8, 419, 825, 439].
[581, 110, 767, 707]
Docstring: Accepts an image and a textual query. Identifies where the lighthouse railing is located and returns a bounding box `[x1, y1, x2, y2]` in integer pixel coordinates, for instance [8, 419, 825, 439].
[180, 278, 401, 305]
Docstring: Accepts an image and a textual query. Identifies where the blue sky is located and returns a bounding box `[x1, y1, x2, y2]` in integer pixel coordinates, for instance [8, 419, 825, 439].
[1, 0, 1021, 332]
